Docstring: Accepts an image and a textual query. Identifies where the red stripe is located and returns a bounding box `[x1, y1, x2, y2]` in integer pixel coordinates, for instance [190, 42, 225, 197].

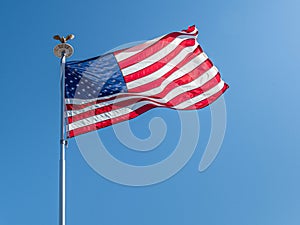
[128, 46, 203, 93]
[182, 25, 196, 33]
[114, 40, 157, 56]
[67, 73, 221, 123]
[165, 73, 222, 107]
[66, 97, 116, 111]
[131, 58, 213, 98]
[113, 48, 128, 55]
[114, 26, 196, 56]
[68, 98, 146, 123]
[152, 59, 214, 99]
[66, 93, 161, 111]
[68, 104, 157, 138]
[66, 94, 132, 110]
[116, 31, 198, 69]
[123, 39, 196, 83]
[184, 83, 229, 110]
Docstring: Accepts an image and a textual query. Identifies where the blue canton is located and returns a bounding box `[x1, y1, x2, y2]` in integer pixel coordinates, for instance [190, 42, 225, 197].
[65, 53, 127, 99]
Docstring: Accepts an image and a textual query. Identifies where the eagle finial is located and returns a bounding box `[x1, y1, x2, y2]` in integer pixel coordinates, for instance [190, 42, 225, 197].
[53, 34, 75, 43]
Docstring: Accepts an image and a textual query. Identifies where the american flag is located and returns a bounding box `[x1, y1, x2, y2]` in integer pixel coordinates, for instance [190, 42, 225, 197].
[65, 26, 229, 138]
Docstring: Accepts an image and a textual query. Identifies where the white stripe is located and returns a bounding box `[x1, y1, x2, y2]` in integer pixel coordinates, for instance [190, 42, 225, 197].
[121, 35, 197, 75]
[126, 44, 199, 89]
[114, 36, 162, 62]
[66, 66, 218, 117]
[162, 66, 219, 103]
[135, 52, 208, 96]
[68, 79, 224, 131]
[67, 106, 134, 131]
[67, 95, 141, 117]
[115, 33, 197, 63]
[176, 81, 225, 109]
[65, 92, 134, 105]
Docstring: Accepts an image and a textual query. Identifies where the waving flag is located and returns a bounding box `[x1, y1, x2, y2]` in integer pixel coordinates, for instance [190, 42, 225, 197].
[65, 26, 229, 138]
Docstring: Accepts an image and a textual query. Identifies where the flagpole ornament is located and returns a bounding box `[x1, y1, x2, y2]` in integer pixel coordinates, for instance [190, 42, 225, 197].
[53, 34, 75, 58]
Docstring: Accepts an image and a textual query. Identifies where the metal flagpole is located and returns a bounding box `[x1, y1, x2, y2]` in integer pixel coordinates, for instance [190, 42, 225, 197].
[59, 53, 67, 225]
[53, 34, 75, 225]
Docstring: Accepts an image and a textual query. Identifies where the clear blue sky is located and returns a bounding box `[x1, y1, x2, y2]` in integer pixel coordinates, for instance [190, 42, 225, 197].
[0, 0, 300, 225]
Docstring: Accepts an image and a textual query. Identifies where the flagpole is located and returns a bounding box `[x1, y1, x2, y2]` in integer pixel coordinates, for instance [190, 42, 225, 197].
[53, 35, 75, 225]
[59, 53, 67, 225]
